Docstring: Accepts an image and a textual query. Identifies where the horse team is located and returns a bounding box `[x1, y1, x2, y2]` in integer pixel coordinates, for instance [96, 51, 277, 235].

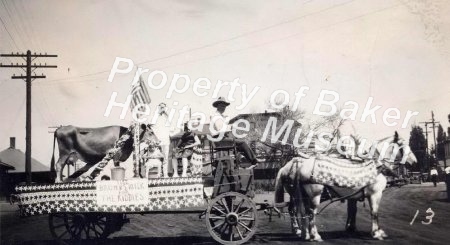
[274, 131, 417, 241]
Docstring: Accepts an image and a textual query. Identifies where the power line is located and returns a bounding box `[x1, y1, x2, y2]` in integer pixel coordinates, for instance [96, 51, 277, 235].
[0, 15, 20, 50]
[17, 0, 44, 51]
[148, 3, 402, 73]
[9, 0, 37, 51]
[135, 0, 357, 66]
[40, 1, 398, 88]
[41, 0, 357, 84]
[35, 75, 109, 87]
[1, 0, 26, 49]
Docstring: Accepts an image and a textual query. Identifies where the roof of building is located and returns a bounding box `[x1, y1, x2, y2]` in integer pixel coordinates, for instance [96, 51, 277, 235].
[229, 112, 302, 128]
[0, 160, 15, 170]
[0, 148, 49, 172]
[229, 112, 282, 123]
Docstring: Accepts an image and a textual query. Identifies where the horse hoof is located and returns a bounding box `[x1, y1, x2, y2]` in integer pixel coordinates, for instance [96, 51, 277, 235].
[310, 235, 323, 242]
[295, 229, 302, 237]
[375, 236, 384, 241]
[310, 237, 323, 242]
[372, 230, 385, 240]
[379, 229, 388, 238]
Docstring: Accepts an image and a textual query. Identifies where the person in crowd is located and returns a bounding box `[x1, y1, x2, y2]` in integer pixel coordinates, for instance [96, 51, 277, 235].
[175, 123, 201, 177]
[210, 97, 260, 168]
[430, 166, 438, 187]
[151, 103, 174, 178]
[445, 165, 450, 201]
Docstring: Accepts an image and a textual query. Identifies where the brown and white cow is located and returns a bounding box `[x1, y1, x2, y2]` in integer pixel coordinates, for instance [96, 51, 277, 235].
[50, 124, 159, 182]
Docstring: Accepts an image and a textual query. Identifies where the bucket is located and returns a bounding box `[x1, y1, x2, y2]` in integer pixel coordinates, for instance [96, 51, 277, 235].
[111, 167, 125, 180]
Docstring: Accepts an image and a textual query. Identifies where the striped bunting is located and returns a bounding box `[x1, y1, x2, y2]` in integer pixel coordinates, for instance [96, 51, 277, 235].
[14, 177, 206, 216]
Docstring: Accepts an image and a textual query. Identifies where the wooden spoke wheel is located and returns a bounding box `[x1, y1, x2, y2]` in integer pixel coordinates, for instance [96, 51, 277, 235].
[49, 213, 110, 244]
[206, 192, 258, 245]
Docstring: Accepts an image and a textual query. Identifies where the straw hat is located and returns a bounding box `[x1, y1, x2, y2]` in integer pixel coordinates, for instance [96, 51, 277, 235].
[212, 97, 230, 108]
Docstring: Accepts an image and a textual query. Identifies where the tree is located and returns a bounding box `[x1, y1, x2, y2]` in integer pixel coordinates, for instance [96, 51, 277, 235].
[243, 103, 305, 169]
[436, 124, 446, 161]
[244, 98, 346, 169]
[409, 125, 429, 172]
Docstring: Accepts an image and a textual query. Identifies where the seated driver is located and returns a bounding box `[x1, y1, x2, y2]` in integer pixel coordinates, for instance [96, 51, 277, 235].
[210, 97, 260, 168]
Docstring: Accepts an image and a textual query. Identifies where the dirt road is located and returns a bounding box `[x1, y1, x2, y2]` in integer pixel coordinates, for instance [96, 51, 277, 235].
[1, 182, 449, 245]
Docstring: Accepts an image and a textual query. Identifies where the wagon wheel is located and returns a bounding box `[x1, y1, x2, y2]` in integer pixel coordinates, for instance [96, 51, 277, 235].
[206, 192, 258, 245]
[49, 213, 110, 244]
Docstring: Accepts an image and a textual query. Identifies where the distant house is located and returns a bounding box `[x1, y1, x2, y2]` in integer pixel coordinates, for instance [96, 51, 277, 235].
[0, 160, 15, 199]
[230, 111, 301, 159]
[228, 111, 303, 181]
[0, 138, 52, 197]
[230, 111, 302, 140]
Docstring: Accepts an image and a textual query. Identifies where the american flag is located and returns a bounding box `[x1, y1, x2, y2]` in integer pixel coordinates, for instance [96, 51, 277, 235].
[130, 76, 151, 118]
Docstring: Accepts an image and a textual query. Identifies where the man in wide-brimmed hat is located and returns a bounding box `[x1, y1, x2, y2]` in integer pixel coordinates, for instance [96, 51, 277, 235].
[211, 97, 231, 134]
[210, 97, 259, 167]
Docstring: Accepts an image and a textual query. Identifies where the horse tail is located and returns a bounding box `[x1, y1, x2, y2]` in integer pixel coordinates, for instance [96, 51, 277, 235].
[274, 165, 288, 208]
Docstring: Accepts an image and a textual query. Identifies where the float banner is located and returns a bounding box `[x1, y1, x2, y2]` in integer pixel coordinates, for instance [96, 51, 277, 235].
[96, 179, 149, 206]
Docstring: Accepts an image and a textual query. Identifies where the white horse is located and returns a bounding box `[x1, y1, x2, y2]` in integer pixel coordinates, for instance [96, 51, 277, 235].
[274, 132, 417, 241]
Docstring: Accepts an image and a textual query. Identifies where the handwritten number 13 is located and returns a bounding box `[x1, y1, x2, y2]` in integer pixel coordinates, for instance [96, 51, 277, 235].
[410, 208, 434, 225]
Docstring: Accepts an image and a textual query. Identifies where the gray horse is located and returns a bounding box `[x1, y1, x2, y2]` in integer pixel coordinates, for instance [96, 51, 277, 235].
[274, 132, 417, 241]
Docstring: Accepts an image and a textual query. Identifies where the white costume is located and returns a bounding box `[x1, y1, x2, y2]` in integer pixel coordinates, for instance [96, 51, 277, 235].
[430, 169, 438, 176]
[151, 110, 172, 178]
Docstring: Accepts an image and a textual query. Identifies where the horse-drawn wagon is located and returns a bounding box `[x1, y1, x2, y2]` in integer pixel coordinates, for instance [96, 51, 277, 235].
[11, 123, 260, 245]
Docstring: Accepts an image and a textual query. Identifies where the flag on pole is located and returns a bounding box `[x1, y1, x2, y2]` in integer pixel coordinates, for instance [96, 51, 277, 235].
[130, 76, 151, 119]
[130, 75, 151, 177]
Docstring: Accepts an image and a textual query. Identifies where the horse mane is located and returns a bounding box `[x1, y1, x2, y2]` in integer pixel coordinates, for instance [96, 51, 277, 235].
[372, 136, 391, 160]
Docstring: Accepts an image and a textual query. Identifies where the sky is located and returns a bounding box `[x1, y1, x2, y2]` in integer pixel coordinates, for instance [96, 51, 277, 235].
[0, 0, 449, 167]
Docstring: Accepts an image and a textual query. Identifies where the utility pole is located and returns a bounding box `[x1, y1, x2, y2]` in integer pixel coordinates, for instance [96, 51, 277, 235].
[420, 111, 440, 169]
[431, 111, 439, 155]
[420, 122, 430, 173]
[430, 124, 439, 153]
[424, 125, 429, 155]
[1, 51, 57, 184]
